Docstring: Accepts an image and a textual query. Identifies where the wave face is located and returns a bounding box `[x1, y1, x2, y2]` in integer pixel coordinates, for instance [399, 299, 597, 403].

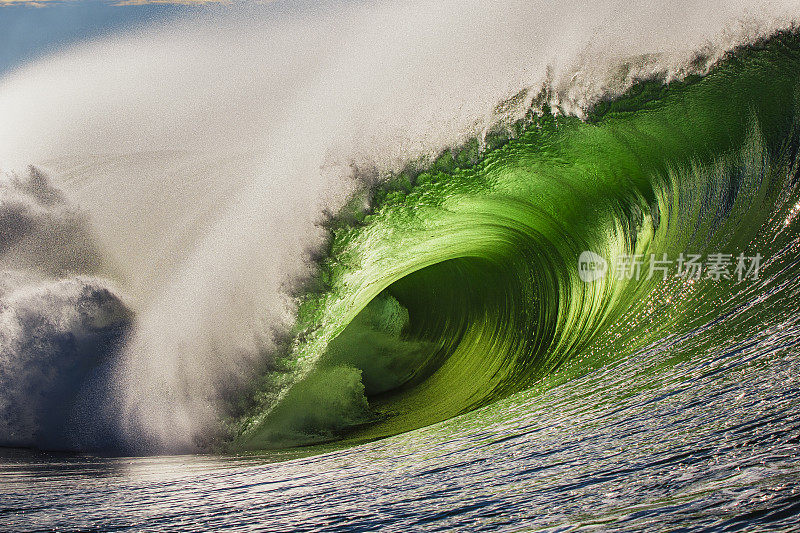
[0, 0, 799, 456]
[235, 31, 800, 449]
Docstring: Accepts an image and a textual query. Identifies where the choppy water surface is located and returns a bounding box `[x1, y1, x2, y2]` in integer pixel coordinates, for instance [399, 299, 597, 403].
[2, 306, 799, 531]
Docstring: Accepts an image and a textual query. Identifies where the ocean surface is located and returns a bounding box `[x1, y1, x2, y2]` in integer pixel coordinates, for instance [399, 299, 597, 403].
[2, 325, 798, 531]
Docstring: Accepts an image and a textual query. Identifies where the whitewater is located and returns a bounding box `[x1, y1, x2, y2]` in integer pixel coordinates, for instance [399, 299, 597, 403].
[2, 0, 800, 530]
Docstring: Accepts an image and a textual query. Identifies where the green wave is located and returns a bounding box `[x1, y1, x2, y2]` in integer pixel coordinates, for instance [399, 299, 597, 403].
[233, 30, 800, 451]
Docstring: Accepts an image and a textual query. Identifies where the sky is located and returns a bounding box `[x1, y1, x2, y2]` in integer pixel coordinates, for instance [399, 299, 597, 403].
[0, 1, 202, 76]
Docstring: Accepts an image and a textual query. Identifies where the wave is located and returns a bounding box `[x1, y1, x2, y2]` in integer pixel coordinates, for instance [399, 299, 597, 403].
[0, 0, 798, 453]
[232, 30, 800, 449]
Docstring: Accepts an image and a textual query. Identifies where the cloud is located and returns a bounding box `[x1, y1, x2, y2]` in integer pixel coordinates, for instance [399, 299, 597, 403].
[112, 0, 229, 5]
[0, 0, 228, 5]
